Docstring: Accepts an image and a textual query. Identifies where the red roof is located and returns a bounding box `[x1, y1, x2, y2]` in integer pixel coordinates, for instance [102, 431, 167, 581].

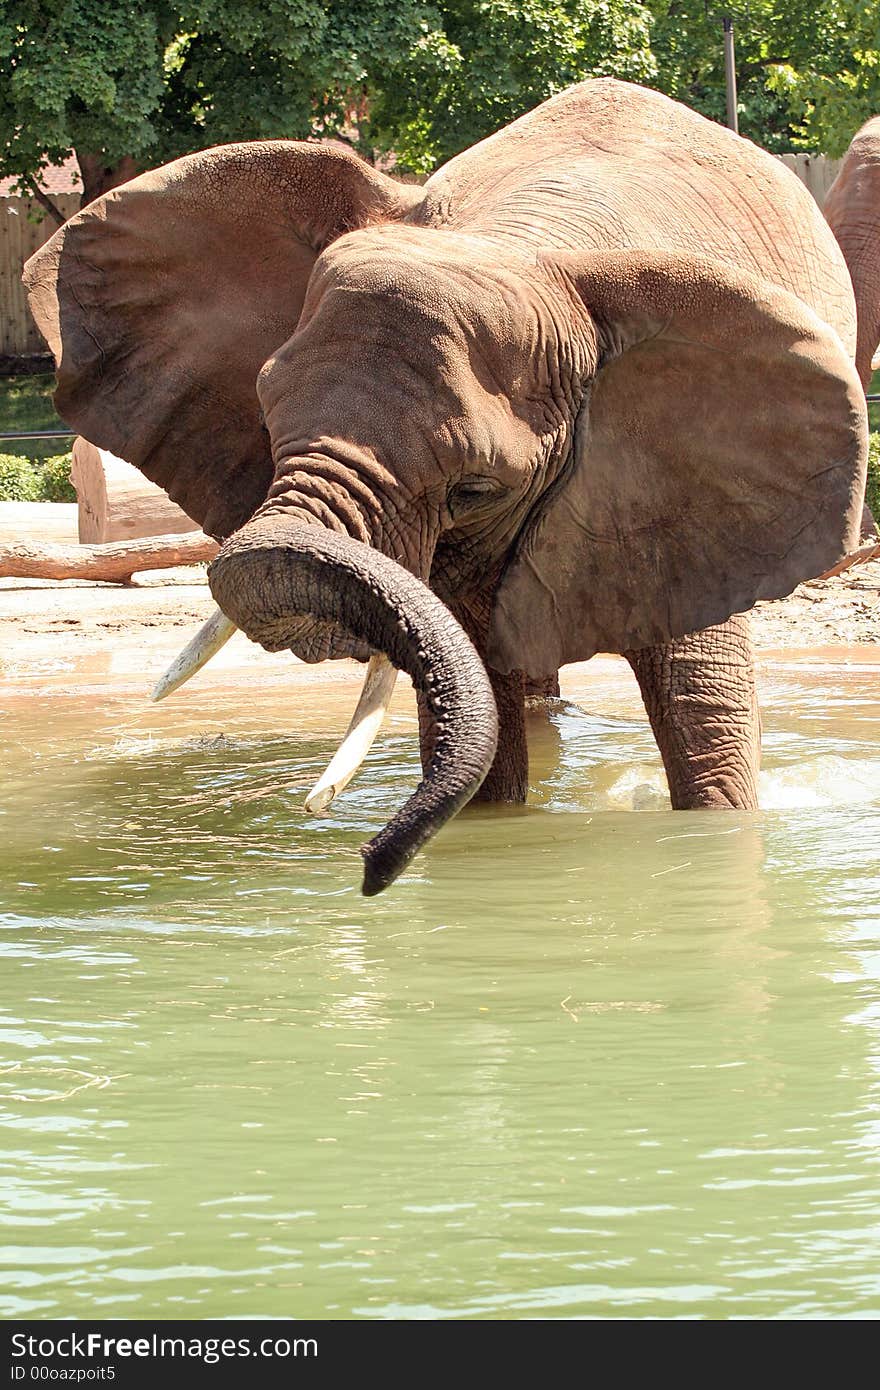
[0, 154, 82, 195]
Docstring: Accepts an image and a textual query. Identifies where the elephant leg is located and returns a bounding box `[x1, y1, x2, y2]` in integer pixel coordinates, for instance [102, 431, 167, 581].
[625, 613, 760, 809]
[418, 668, 528, 802]
[524, 672, 561, 702]
[417, 594, 529, 802]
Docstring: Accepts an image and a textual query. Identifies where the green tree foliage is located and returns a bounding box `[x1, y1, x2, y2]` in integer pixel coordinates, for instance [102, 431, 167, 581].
[0, 2, 433, 205]
[155, 2, 436, 158]
[761, 1, 880, 155]
[0, 0, 878, 210]
[0, 2, 173, 206]
[648, 0, 880, 156]
[371, 0, 880, 165]
[368, 1, 656, 172]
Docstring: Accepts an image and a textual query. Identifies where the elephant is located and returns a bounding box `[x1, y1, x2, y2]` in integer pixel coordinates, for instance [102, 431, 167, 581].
[825, 116, 880, 391]
[824, 116, 880, 543]
[23, 79, 867, 894]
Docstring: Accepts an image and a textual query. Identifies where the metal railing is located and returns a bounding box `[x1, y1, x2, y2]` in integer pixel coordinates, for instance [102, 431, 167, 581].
[0, 429, 74, 441]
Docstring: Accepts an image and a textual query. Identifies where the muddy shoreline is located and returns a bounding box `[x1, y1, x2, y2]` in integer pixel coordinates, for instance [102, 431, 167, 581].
[1, 504, 878, 692]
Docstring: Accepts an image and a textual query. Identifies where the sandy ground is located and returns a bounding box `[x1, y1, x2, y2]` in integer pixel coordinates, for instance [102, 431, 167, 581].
[1, 503, 878, 688]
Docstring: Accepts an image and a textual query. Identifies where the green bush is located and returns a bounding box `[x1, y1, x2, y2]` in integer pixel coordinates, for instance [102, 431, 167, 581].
[0, 452, 75, 502]
[38, 453, 77, 502]
[866, 434, 880, 521]
[0, 453, 39, 501]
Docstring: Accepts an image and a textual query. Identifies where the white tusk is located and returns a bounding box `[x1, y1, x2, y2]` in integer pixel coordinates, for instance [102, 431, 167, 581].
[150, 607, 238, 702]
[305, 654, 398, 814]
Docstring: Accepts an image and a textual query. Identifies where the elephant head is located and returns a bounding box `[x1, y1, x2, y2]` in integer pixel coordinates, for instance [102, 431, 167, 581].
[24, 138, 867, 892]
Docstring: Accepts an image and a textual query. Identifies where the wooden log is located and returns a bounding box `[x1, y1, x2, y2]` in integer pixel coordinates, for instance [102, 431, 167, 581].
[71, 438, 200, 543]
[0, 531, 218, 582]
[815, 539, 880, 581]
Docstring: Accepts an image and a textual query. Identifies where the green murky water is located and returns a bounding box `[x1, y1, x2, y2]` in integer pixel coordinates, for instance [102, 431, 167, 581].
[2, 649, 879, 1319]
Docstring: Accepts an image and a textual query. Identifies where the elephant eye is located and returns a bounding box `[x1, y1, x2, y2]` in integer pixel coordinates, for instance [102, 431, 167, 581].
[447, 475, 504, 519]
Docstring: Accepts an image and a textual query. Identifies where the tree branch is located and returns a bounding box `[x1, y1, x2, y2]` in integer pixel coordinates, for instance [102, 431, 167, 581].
[20, 175, 66, 227]
[0, 531, 218, 583]
[815, 538, 880, 581]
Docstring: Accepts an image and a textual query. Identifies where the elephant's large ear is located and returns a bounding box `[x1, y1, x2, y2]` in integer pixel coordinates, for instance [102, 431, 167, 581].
[23, 144, 421, 539]
[488, 251, 867, 674]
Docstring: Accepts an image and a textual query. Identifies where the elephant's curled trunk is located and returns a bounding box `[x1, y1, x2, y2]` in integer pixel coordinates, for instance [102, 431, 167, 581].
[208, 517, 499, 894]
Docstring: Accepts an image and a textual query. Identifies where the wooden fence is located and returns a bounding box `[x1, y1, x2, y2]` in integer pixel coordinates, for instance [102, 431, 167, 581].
[775, 153, 843, 208]
[0, 193, 80, 357]
[0, 155, 847, 360]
